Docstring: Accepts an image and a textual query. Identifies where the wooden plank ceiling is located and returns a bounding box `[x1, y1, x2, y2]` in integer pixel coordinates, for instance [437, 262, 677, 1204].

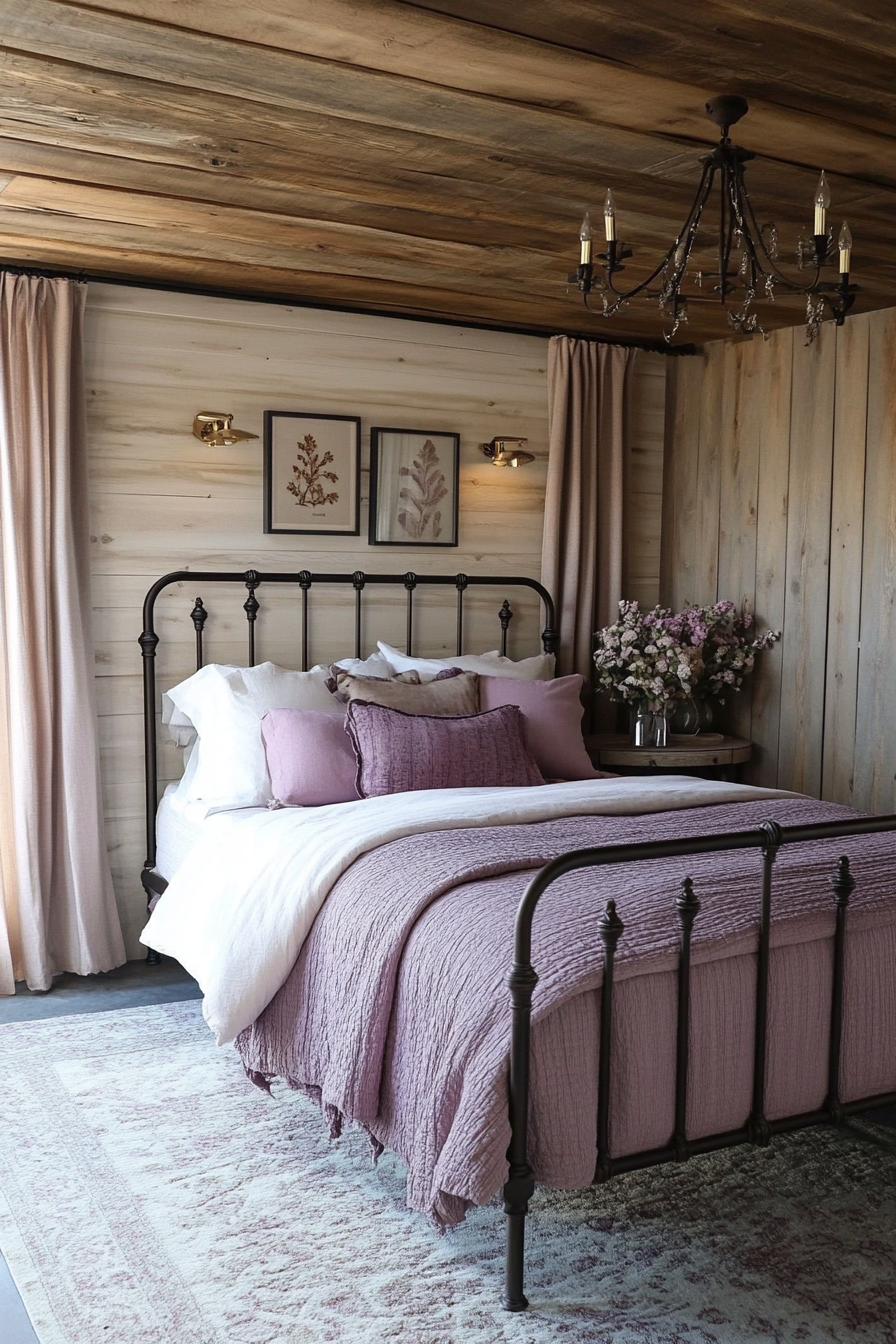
[1, 0, 896, 342]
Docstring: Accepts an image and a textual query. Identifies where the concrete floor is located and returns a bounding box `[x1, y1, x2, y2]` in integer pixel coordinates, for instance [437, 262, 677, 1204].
[0, 956, 202, 1344]
[0, 958, 203, 1024]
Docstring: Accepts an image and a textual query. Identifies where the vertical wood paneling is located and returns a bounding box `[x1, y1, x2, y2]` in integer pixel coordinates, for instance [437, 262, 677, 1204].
[660, 348, 720, 611]
[693, 344, 724, 607]
[717, 339, 762, 743]
[767, 324, 836, 795]
[854, 308, 896, 812]
[745, 327, 793, 787]
[626, 351, 666, 609]
[822, 313, 870, 804]
[660, 352, 701, 610]
[662, 309, 896, 809]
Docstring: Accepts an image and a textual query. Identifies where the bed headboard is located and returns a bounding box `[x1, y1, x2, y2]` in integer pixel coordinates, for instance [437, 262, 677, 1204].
[139, 567, 557, 881]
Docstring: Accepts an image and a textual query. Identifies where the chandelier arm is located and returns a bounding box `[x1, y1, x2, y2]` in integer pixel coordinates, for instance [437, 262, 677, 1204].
[727, 158, 760, 323]
[603, 160, 717, 309]
[604, 256, 671, 303]
[719, 154, 740, 303]
[667, 159, 719, 294]
[736, 162, 824, 295]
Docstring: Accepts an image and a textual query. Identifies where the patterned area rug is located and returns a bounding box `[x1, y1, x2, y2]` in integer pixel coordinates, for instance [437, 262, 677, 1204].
[1, 1001, 894, 1344]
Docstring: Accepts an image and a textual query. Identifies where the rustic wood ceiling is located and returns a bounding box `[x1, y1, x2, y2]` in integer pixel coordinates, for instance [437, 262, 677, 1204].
[2, 0, 896, 343]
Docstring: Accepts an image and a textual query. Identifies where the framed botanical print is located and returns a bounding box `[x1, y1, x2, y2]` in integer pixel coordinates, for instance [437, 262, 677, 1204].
[369, 427, 460, 546]
[264, 411, 361, 535]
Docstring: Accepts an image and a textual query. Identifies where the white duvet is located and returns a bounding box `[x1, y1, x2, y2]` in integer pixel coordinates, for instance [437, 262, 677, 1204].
[141, 776, 797, 1044]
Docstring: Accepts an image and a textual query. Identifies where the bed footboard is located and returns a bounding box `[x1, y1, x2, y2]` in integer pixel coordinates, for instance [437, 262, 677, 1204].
[502, 812, 896, 1312]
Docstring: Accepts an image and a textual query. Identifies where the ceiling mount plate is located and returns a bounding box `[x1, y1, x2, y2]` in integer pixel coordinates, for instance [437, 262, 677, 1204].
[704, 95, 749, 129]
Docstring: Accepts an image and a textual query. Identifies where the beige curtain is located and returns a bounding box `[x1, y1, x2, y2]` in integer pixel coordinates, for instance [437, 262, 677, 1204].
[542, 337, 637, 683]
[0, 274, 125, 993]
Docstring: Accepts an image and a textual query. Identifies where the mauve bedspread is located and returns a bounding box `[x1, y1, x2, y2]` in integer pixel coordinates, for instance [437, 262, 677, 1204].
[236, 796, 896, 1227]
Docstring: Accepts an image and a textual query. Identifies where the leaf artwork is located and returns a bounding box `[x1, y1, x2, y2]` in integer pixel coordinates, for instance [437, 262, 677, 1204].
[286, 434, 339, 508]
[397, 439, 448, 540]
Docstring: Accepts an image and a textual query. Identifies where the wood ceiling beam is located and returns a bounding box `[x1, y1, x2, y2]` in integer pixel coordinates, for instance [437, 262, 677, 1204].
[42, 0, 896, 181]
[3, 47, 894, 251]
[410, 1, 896, 138]
[0, 224, 692, 339]
[4, 188, 891, 344]
[0, 183, 543, 282]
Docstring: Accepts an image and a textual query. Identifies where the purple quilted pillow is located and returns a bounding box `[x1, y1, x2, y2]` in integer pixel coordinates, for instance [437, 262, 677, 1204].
[345, 701, 545, 798]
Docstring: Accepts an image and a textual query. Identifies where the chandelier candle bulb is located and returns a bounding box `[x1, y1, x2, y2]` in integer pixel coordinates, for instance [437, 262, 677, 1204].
[814, 171, 831, 236]
[604, 190, 617, 243]
[839, 222, 853, 274]
[579, 212, 593, 265]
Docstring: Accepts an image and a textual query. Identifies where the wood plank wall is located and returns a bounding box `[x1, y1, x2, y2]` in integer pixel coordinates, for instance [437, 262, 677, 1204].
[84, 283, 665, 952]
[661, 309, 896, 813]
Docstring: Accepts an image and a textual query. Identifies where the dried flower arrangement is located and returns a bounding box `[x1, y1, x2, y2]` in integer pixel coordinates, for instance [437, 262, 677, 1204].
[593, 599, 780, 712]
[662, 600, 781, 703]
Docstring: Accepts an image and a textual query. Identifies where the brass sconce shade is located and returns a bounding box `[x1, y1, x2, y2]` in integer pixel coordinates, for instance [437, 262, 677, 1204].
[192, 412, 259, 447]
[481, 436, 534, 468]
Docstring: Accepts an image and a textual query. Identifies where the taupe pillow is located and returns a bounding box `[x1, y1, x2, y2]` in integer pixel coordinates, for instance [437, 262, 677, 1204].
[326, 667, 421, 704]
[329, 667, 480, 716]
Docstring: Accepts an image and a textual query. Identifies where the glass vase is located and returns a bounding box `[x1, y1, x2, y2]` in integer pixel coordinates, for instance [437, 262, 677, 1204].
[629, 702, 670, 749]
[671, 694, 715, 735]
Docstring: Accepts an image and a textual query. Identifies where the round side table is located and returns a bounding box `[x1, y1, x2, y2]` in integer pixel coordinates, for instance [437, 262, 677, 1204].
[587, 733, 752, 782]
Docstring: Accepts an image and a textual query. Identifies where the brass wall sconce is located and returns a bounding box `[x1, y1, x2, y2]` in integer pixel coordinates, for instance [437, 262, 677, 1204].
[192, 412, 259, 447]
[481, 437, 534, 468]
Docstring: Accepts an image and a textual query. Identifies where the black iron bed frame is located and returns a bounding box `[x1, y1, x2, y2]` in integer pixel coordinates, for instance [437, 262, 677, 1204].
[138, 567, 557, 910]
[138, 568, 896, 1313]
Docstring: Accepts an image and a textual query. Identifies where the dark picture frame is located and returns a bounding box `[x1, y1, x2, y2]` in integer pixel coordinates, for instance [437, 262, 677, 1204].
[264, 411, 361, 535]
[369, 427, 460, 547]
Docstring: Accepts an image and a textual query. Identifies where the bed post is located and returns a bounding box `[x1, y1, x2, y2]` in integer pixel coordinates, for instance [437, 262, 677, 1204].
[503, 956, 538, 1311]
[595, 900, 624, 1181]
[826, 855, 855, 1123]
[748, 820, 782, 1145]
[673, 878, 700, 1159]
[139, 584, 164, 964]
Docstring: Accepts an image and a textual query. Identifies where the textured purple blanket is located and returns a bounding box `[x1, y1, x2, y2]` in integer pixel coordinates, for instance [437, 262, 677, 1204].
[236, 797, 896, 1226]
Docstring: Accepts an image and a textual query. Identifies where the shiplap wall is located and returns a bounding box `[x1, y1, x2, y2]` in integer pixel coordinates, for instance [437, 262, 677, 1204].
[84, 283, 665, 952]
[661, 309, 896, 812]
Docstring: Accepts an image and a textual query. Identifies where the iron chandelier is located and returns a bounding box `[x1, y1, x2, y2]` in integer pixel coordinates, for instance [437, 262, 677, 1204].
[569, 95, 857, 343]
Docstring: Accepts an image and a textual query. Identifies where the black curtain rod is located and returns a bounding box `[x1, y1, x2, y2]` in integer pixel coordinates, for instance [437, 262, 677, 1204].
[0, 258, 698, 356]
[0, 263, 87, 282]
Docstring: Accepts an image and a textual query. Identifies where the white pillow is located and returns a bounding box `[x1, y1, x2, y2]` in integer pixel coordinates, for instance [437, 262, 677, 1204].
[332, 651, 394, 677]
[162, 694, 200, 747]
[376, 640, 555, 681]
[164, 661, 337, 809]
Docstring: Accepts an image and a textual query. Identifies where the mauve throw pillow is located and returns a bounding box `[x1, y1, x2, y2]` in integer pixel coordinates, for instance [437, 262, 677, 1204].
[345, 701, 544, 797]
[479, 673, 614, 781]
[261, 709, 359, 806]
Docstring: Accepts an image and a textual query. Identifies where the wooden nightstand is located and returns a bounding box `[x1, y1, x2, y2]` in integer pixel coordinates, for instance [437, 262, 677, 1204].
[587, 733, 752, 782]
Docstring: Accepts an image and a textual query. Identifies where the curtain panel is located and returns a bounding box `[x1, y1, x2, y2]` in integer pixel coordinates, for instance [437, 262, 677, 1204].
[0, 274, 125, 993]
[542, 337, 637, 687]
